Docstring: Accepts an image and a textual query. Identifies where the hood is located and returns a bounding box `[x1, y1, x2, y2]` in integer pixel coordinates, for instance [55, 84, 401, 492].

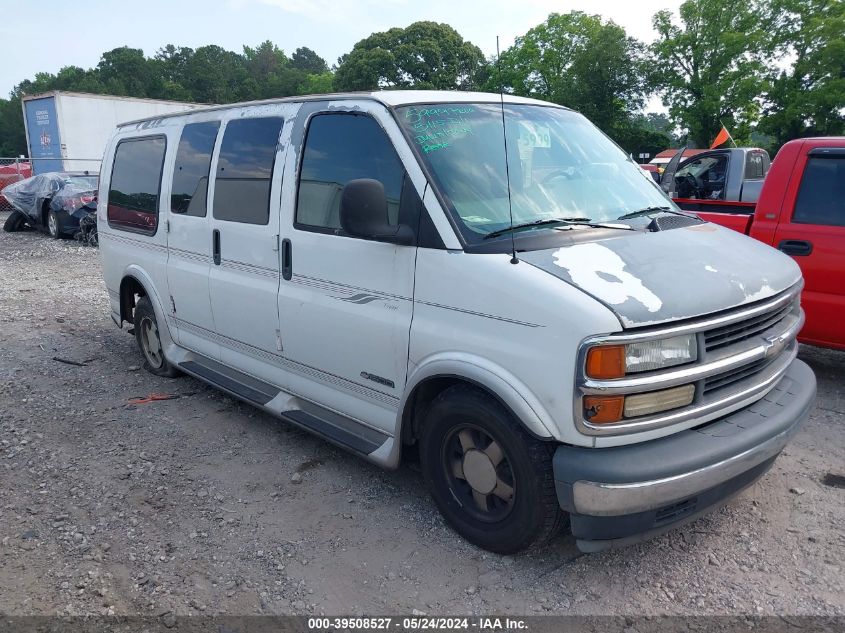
[519, 223, 802, 328]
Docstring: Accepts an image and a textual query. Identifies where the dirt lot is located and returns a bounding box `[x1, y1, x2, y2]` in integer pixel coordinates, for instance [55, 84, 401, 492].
[0, 211, 843, 619]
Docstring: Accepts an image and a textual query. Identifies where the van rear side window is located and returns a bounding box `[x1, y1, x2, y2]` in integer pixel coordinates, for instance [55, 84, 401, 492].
[107, 136, 167, 235]
[213, 117, 283, 225]
[171, 121, 220, 217]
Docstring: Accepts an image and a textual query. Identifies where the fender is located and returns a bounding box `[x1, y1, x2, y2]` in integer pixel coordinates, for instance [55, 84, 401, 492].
[120, 264, 178, 355]
[398, 352, 559, 441]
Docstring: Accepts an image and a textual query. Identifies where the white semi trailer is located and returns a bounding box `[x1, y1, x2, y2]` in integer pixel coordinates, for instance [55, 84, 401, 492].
[22, 91, 207, 175]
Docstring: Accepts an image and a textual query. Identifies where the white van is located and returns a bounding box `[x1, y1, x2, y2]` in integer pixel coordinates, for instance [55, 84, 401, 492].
[98, 91, 815, 553]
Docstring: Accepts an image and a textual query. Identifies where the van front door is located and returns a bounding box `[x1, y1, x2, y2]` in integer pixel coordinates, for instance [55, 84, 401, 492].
[207, 114, 287, 382]
[277, 106, 419, 433]
[166, 121, 221, 360]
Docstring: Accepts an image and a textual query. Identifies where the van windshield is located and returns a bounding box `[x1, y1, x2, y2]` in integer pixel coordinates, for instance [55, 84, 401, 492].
[395, 103, 675, 243]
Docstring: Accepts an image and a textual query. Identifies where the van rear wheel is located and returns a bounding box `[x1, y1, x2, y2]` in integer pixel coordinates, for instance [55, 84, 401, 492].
[419, 385, 565, 554]
[133, 297, 179, 378]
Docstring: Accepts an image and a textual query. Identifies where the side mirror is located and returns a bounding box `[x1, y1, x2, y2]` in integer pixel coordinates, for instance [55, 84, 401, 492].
[340, 178, 414, 246]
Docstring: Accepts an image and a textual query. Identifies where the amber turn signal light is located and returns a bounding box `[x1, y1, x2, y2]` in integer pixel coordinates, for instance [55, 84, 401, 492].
[583, 395, 625, 424]
[585, 345, 625, 379]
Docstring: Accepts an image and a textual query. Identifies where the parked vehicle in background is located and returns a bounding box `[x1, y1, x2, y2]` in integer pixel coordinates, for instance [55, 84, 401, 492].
[21, 91, 206, 176]
[639, 163, 660, 182]
[0, 161, 32, 190]
[0, 161, 32, 211]
[661, 147, 771, 210]
[98, 91, 814, 554]
[2, 172, 98, 238]
[696, 138, 845, 351]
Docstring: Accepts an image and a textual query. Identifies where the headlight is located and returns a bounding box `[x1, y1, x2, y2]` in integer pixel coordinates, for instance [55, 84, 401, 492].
[585, 334, 697, 378]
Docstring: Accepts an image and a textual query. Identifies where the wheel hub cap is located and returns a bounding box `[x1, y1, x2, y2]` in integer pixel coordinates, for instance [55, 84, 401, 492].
[462, 449, 497, 494]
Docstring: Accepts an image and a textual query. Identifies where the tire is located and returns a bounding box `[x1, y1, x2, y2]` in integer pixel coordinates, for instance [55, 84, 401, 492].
[3, 210, 26, 232]
[46, 210, 62, 239]
[419, 385, 566, 554]
[133, 296, 180, 378]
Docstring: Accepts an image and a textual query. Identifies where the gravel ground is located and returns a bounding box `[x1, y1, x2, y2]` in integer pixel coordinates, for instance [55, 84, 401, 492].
[0, 211, 843, 619]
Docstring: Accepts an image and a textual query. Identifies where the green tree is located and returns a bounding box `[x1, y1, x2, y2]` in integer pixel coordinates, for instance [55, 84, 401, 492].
[495, 12, 646, 133]
[97, 47, 157, 97]
[650, 0, 770, 148]
[302, 72, 334, 94]
[183, 45, 251, 103]
[615, 113, 675, 157]
[335, 22, 487, 91]
[291, 47, 328, 74]
[758, 0, 845, 150]
[0, 98, 26, 155]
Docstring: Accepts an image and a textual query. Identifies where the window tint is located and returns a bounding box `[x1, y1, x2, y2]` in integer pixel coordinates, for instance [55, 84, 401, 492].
[213, 117, 283, 224]
[793, 157, 845, 227]
[107, 136, 166, 234]
[296, 113, 405, 231]
[171, 121, 219, 216]
[745, 152, 765, 179]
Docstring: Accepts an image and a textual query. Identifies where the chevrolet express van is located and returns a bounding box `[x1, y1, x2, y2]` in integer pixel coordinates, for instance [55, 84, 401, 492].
[98, 91, 815, 553]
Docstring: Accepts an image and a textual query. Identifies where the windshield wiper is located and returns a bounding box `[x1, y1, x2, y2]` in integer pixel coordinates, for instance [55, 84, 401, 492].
[616, 206, 693, 221]
[484, 217, 633, 240]
[484, 218, 572, 239]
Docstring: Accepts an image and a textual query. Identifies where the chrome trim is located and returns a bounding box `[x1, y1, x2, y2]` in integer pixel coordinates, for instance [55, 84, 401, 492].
[580, 282, 802, 347]
[571, 417, 799, 516]
[579, 343, 796, 436]
[581, 312, 802, 396]
[574, 283, 804, 437]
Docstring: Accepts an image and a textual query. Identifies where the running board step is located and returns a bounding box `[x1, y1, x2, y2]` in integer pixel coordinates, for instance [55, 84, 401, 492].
[179, 359, 278, 405]
[178, 355, 389, 457]
[280, 409, 387, 455]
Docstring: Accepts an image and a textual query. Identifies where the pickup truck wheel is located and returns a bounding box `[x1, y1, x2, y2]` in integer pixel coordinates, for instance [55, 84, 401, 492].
[133, 297, 180, 378]
[419, 385, 565, 554]
[3, 210, 26, 232]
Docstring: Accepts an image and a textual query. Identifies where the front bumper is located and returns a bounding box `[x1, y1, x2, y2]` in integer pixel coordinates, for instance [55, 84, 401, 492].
[553, 359, 816, 552]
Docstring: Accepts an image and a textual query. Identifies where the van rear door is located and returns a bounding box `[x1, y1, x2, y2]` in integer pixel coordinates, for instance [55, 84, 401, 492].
[207, 113, 287, 379]
[166, 121, 221, 360]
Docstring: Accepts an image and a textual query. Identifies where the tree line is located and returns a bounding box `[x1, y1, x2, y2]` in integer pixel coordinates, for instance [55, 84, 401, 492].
[0, 0, 842, 158]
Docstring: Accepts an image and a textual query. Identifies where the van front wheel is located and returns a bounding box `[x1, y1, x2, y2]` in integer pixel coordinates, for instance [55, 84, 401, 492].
[133, 297, 179, 378]
[419, 385, 565, 554]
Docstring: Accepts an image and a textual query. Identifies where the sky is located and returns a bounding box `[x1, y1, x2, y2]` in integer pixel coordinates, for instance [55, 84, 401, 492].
[0, 0, 684, 101]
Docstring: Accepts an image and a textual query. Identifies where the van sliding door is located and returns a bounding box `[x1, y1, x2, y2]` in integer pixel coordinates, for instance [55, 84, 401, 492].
[206, 114, 288, 384]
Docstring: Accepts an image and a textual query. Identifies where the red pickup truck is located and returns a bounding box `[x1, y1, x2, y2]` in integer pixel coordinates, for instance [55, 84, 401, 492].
[680, 138, 845, 350]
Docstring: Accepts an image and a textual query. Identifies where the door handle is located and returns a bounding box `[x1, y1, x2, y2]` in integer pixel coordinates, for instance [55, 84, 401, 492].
[777, 239, 813, 256]
[281, 238, 292, 281]
[212, 229, 221, 265]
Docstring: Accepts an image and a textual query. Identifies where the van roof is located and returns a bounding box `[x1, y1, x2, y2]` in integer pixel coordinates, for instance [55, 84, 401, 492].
[117, 90, 565, 127]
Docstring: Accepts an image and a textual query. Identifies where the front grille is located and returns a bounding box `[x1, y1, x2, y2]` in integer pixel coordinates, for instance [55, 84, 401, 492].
[703, 357, 773, 393]
[577, 284, 802, 436]
[704, 300, 794, 352]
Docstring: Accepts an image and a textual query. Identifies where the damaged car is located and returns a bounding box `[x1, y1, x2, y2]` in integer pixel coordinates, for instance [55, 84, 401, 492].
[2, 172, 98, 239]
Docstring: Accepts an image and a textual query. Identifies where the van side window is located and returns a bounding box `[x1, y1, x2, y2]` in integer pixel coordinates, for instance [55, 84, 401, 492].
[171, 121, 219, 217]
[213, 117, 283, 225]
[107, 136, 166, 235]
[296, 113, 405, 232]
[793, 157, 845, 227]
